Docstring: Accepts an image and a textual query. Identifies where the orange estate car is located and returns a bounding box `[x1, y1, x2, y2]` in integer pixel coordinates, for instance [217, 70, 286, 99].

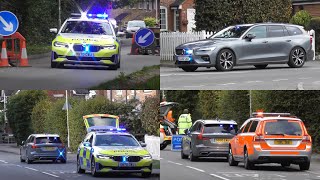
[228, 112, 312, 170]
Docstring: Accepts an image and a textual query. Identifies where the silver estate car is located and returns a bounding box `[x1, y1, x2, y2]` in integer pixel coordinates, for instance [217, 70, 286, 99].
[175, 23, 314, 72]
[181, 119, 238, 161]
[20, 134, 67, 164]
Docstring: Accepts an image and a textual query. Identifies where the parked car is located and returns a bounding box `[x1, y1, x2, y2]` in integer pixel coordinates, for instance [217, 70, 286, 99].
[175, 23, 314, 72]
[20, 134, 66, 164]
[125, 20, 146, 38]
[228, 112, 312, 170]
[181, 119, 238, 161]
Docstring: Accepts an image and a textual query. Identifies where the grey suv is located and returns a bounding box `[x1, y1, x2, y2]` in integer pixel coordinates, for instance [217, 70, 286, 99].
[20, 134, 67, 164]
[181, 119, 238, 161]
[175, 23, 314, 72]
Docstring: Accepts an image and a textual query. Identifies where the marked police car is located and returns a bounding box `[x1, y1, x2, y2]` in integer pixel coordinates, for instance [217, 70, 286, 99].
[50, 13, 121, 70]
[77, 126, 153, 177]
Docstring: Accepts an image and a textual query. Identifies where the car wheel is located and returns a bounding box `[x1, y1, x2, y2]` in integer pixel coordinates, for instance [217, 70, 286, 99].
[189, 150, 198, 162]
[254, 64, 268, 69]
[26, 156, 32, 164]
[20, 154, 25, 162]
[299, 161, 310, 171]
[281, 162, 290, 167]
[77, 157, 85, 174]
[228, 147, 238, 166]
[160, 143, 167, 150]
[91, 157, 100, 177]
[288, 47, 306, 68]
[141, 172, 152, 178]
[215, 49, 235, 71]
[181, 67, 198, 72]
[181, 149, 188, 159]
[244, 149, 254, 170]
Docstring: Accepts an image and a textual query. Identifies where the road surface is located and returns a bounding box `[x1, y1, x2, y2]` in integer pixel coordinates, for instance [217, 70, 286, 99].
[161, 147, 320, 180]
[160, 61, 320, 90]
[0, 39, 159, 89]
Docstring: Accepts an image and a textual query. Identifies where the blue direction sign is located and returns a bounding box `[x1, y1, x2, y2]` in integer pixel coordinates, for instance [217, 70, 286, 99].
[0, 11, 19, 36]
[171, 135, 184, 151]
[135, 28, 155, 48]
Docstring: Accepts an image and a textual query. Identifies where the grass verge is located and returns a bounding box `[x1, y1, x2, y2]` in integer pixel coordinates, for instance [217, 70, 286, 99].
[92, 65, 160, 89]
[153, 160, 160, 169]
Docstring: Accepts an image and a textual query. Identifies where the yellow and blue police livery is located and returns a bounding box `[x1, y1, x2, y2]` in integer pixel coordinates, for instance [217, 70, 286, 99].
[76, 126, 153, 177]
[50, 13, 121, 70]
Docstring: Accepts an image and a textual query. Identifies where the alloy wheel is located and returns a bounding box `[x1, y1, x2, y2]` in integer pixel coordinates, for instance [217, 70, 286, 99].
[292, 48, 305, 66]
[220, 51, 234, 70]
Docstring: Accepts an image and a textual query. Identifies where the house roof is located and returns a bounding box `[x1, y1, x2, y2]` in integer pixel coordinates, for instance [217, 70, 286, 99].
[170, 0, 185, 7]
[292, 0, 320, 4]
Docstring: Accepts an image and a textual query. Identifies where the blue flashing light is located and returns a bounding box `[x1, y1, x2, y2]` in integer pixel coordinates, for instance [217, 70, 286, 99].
[185, 49, 193, 55]
[91, 148, 94, 153]
[88, 14, 93, 17]
[88, 126, 126, 132]
[86, 13, 108, 19]
[220, 124, 223, 127]
[59, 152, 63, 156]
[97, 13, 108, 18]
[230, 125, 233, 128]
[85, 45, 90, 52]
[122, 156, 127, 162]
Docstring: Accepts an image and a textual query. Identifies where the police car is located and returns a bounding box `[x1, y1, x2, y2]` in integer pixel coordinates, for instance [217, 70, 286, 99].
[76, 126, 153, 177]
[50, 13, 121, 70]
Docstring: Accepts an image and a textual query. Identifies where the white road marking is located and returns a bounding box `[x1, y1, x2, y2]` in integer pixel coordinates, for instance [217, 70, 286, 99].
[167, 161, 183, 166]
[298, 82, 304, 90]
[272, 79, 288, 82]
[25, 167, 39, 172]
[210, 174, 230, 180]
[160, 71, 250, 77]
[186, 166, 205, 172]
[0, 160, 8, 164]
[246, 81, 263, 83]
[298, 77, 312, 80]
[42, 172, 59, 178]
[306, 171, 320, 175]
[159, 158, 163, 160]
[16, 165, 22, 167]
[183, 85, 205, 88]
[217, 83, 236, 86]
[274, 174, 286, 178]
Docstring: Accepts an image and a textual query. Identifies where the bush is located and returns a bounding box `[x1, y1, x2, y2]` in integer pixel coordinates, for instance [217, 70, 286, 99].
[309, 17, 320, 53]
[6, 91, 48, 144]
[31, 99, 51, 134]
[290, 10, 312, 29]
[144, 17, 157, 27]
[140, 96, 160, 136]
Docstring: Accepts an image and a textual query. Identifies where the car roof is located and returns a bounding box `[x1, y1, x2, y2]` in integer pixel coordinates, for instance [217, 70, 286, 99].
[249, 116, 302, 121]
[67, 18, 110, 23]
[92, 131, 132, 136]
[31, 134, 60, 137]
[234, 23, 303, 28]
[195, 119, 238, 125]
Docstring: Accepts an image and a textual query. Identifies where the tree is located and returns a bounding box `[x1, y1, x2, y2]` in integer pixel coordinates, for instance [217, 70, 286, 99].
[6, 91, 48, 144]
[140, 96, 159, 136]
[198, 91, 220, 119]
[31, 99, 52, 134]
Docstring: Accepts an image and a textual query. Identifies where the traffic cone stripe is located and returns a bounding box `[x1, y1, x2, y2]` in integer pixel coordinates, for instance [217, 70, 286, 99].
[0, 41, 10, 67]
[19, 41, 30, 67]
[1, 48, 7, 59]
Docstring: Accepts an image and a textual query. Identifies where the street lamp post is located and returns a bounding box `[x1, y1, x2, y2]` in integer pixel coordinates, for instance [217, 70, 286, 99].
[65, 90, 70, 149]
[249, 90, 252, 116]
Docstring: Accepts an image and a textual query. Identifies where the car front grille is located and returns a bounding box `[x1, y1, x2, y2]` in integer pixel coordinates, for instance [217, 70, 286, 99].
[112, 156, 141, 162]
[176, 49, 184, 55]
[66, 56, 102, 61]
[73, 44, 101, 52]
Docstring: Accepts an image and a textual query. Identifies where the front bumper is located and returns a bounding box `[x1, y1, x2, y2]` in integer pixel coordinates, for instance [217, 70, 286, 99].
[194, 145, 229, 157]
[95, 158, 153, 173]
[174, 51, 218, 68]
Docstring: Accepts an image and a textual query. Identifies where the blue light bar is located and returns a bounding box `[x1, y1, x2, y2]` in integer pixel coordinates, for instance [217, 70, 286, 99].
[88, 126, 126, 132]
[86, 13, 108, 19]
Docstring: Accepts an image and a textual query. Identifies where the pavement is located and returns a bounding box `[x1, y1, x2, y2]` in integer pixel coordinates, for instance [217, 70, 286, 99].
[161, 147, 320, 180]
[0, 143, 160, 180]
[0, 38, 159, 89]
[160, 60, 320, 90]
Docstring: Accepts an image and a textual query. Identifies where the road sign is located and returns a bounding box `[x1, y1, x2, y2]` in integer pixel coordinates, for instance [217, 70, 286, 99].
[0, 11, 19, 36]
[171, 135, 184, 151]
[135, 28, 155, 48]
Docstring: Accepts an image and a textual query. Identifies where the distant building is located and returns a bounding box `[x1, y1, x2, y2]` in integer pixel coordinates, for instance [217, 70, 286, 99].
[292, 0, 320, 17]
[95, 90, 158, 103]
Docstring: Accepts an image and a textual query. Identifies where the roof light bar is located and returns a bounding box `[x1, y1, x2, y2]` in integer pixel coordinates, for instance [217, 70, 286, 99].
[252, 112, 292, 117]
[88, 126, 126, 132]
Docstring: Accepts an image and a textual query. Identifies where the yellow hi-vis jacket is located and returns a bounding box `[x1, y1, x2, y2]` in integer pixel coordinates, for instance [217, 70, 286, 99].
[178, 113, 192, 134]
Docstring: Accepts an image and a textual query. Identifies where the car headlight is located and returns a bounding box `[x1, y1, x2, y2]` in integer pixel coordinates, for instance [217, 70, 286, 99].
[97, 154, 111, 159]
[142, 155, 152, 159]
[184, 49, 193, 55]
[198, 47, 216, 51]
[54, 41, 69, 48]
[102, 45, 117, 50]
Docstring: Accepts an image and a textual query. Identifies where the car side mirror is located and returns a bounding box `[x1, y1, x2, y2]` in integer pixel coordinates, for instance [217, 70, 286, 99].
[184, 129, 189, 135]
[50, 28, 58, 33]
[83, 142, 91, 147]
[245, 34, 256, 41]
[21, 141, 25, 145]
[117, 31, 125, 37]
[140, 142, 147, 147]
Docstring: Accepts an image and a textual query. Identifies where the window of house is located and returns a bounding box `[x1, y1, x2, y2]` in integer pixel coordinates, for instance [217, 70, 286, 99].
[160, 6, 168, 31]
[149, 0, 153, 10]
[138, 1, 143, 9]
[174, 9, 180, 31]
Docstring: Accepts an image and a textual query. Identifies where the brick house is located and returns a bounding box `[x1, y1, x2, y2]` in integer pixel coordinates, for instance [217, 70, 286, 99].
[95, 90, 159, 103]
[292, 0, 320, 17]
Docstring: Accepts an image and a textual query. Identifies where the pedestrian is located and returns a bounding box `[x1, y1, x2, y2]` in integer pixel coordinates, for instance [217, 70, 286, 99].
[178, 109, 192, 134]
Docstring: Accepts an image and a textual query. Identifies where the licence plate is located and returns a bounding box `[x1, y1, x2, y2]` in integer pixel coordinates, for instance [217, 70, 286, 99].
[119, 162, 136, 167]
[211, 139, 230, 143]
[43, 147, 56, 151]
[274, 140, 292, 145]
[75, 52, 94, 57]
[177, 56, 190, 61]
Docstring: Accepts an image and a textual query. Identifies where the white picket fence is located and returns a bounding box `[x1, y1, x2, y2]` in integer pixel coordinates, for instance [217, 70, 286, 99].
[161, 30, 316, 61]
[144, 135, 160, 160]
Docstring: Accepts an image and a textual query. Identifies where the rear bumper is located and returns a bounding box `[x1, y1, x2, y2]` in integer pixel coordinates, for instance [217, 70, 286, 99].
[194, 145, 229, 157]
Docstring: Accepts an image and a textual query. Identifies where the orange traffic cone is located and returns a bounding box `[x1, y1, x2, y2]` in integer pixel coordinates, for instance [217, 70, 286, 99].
[20, 41, 30, 67]
[0, 41, 10, 67]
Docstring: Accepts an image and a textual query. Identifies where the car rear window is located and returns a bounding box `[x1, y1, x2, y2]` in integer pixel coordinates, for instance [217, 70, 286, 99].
[264, 120, 302, 136]
[36, 137, 62, 144]
[203, 124, 238, 134]
[286, 26, 303, 36]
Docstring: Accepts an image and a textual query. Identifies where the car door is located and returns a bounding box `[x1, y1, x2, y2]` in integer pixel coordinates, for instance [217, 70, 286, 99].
[183, 122, 196, 155]
[266, 25, 293, 62]
[240, 25, 270, 64]
[21, 136, 30, 159]
[185, 122, 199, 155]
[234, 121, 252, 157]
[190, 122, 202, 152]
[25, 136, 34, 158]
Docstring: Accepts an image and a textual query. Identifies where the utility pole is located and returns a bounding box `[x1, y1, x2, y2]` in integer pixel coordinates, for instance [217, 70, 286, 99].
[156, 0, 158, 24]
[3, 92, 7, 133]
[249, 90, 252, 116]
[65, 90, 70, 149]
[58, 0, 62, 29]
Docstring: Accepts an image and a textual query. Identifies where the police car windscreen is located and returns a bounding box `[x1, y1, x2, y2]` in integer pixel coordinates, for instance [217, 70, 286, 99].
[95, 135, 140, 147]
[264, 120, 302, 136]
[61, 21, 113, 35]
[36, 137, 62, 144]
[203, 124, 238, 134]
[87, 117, 117, 127]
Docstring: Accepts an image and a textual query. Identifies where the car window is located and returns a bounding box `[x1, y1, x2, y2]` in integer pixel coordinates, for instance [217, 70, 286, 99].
[203, 124, 238, 134]
[61, 21, 113, 35]
[89, 135, 93, 144]
[213, 25, 253, 38]
[84, 134, 92, 142]
[95, 135, 140, 146]
[286, 26, 303, 36]
[264, 120, 302, 136]
[28, 136, 34, 143]
[248, 121, 258, 132]
[190, 122, 199, 132]
[246, 26, 267, 39]
[196, 123, 203, 132]
[268, 25, 285, 38]
[36, 137, 62, 144]
[243, 120, 253, 133]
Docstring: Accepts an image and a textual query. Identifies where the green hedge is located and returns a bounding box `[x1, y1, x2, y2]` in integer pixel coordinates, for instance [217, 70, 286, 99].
[31, 99, 52, 134]
[290, 10, 312, 29]
[140, 96, 160, 136]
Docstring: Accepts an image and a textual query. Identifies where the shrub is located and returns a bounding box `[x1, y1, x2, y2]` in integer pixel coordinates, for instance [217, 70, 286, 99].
[31, 99, 52, 134]
[290, 10, 312, 29]
[140, 96, 160, 136]
[309, 17, 320, 53]
[144, 17, 157, 27]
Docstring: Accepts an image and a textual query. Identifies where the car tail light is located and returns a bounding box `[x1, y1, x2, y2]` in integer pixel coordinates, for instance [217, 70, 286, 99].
[197, 133, 209, 140]
[31, 144, 39, 149]
[302, 135, 312, 143]
[253, 135, 265, 142]
[160, 128, 165, 133]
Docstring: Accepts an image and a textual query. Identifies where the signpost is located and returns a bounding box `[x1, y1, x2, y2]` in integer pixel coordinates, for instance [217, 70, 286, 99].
[171, 135, 184, 151]
[135, 28, 155, 48]
[0, 11, 19, 36]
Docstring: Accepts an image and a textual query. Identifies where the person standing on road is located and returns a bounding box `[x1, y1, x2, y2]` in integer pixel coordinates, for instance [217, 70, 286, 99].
[178, 109, 192, 134]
